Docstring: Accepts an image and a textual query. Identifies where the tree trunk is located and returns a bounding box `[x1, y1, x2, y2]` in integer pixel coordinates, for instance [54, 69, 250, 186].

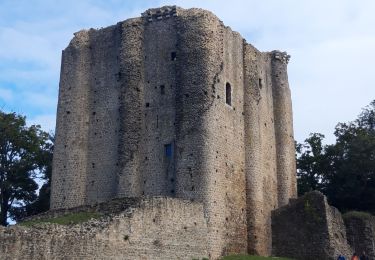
[0, 192, 9, 226]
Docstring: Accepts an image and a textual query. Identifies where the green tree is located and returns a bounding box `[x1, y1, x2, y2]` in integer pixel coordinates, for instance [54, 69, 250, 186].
[324, 101, 375, 212]
[296, 133, 328, 196]
[297, 100, 375, 213]
[0, 111, 50, 226]
[20, 134, 53, 218]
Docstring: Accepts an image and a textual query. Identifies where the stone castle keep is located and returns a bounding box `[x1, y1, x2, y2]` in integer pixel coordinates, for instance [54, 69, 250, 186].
[50, 5, 296, 258]
[3, 6, 372, 260]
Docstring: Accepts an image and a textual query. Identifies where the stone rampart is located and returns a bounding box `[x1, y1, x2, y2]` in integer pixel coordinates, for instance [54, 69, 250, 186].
[0, 198, 209, 260]
[272, 191, 352, 260]
[344, 212, 375, 260]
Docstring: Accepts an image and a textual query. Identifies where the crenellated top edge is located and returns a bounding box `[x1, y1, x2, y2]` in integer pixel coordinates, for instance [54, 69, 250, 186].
[271, 50, 291, 64]
[141, 5, 178, 22]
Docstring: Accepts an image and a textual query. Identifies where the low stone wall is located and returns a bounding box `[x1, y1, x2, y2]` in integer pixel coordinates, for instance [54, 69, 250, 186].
[23, 197, 142, 221]
[0, 197, 209, 260]
[344, 212, 375, 260]
[272, 191, 352, 260]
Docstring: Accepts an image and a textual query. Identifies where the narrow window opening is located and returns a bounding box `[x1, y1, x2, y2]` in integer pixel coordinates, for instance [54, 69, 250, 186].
[259, 78, 263, 89]
[160, 85, 165, 95]
[146, 102, 150, 107]
[225, 82, 232, 106]
[171, 52, 177, 61]
[165, 143, 172, 158]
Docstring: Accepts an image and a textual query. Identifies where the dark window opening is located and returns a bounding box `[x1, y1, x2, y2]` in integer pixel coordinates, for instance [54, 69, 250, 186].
[146, 102, 150, 107]
[259, 78, 263, 89]
[171, 52, 177, 61]
[160, 85, 165, 95]
[226, 82, 232, 106]
[165, 143, 172, 158]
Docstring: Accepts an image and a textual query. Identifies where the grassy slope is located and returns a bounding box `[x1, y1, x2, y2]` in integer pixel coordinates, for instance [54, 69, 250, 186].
[19, 212, 102, 227]
[222, 255, 295, 260]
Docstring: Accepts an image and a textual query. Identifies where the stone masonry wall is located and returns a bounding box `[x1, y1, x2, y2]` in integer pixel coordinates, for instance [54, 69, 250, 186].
[243, 45, 279, 255]
[0, 198, 209, 260]
[271, 51, 297, 206]
[174, 10, 230, 259]
[85, 26, 122, 204]
[345, 213, 375, 260]
[141, 12, 178, 197]
[272, 191, 352, 260]
[51, 30, 92, 209]
[172, 10, 249, 257]
[116, 18, 145, 198]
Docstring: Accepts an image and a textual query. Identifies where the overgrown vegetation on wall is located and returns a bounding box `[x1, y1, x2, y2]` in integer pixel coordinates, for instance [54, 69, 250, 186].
[20, 212, 102, 227]
[221, 255, 295, 260]
[296, 100, 375, 214]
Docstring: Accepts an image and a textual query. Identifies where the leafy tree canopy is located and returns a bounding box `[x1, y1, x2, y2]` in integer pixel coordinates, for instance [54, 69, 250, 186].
[297, 100, 375, 213]
[0, 111, 52, 226]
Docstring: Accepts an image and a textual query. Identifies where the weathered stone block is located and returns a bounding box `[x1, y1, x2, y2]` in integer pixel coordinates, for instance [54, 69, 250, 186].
[272, 191, 352, 260]
[344, 212, 375, 260]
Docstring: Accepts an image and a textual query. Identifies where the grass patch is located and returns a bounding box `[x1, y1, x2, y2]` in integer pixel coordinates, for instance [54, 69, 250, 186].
[19, 212, 103, 227]
[343, 211, 373, 220]
[221, 255, 295, 260]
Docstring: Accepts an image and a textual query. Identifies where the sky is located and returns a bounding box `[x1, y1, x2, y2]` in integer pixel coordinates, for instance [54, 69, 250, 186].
[0, 0, 374, 144]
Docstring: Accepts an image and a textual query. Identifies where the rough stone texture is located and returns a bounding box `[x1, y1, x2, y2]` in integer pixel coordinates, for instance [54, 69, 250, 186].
[345, 213, 375, 260]
[49, 6, 297, 258]
[272, 191, 352, 260]
[0, 198, 209, 260]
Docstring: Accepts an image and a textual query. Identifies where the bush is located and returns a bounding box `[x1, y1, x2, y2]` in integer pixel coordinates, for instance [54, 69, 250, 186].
[343, 211, 373, 220]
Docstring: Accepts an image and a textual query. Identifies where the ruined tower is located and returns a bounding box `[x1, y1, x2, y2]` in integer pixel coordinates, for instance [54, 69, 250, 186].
[51, 6, 296, 258]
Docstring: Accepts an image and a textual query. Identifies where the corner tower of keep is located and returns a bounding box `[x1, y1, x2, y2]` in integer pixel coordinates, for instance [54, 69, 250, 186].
[51, 6, 296, 258]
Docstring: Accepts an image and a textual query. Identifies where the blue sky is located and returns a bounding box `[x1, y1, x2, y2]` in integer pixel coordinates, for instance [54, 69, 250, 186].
[0, 0, 374, 144]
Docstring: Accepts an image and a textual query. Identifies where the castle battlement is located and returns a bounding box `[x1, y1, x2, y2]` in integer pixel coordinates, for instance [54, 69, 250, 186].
[141, 6, 178, 22]
[273, 50, 291, 64]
